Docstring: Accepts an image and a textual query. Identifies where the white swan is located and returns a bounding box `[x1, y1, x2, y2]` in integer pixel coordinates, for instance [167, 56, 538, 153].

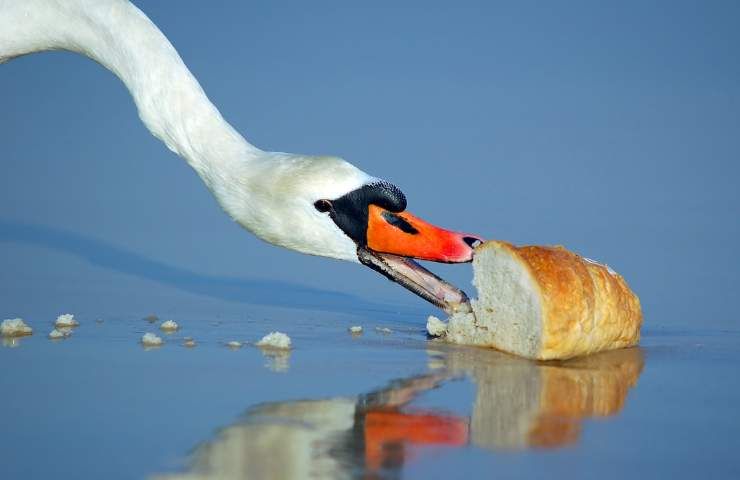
[0, 0, 481, 312]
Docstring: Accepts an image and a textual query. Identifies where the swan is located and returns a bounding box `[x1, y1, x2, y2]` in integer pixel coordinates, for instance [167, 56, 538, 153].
[0, 0, 482, 312]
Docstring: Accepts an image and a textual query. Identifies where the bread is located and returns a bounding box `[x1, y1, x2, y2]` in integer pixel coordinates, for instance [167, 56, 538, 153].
[445, 241, 642, 360]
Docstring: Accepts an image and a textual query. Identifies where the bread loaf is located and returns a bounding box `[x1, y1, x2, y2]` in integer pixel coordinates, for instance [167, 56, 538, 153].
[445, 241, 642, 360]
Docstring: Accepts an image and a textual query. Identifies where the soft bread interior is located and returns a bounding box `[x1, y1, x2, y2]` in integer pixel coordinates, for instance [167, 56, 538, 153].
[446, 243, 542, 358]
[473, 243, 542, 358]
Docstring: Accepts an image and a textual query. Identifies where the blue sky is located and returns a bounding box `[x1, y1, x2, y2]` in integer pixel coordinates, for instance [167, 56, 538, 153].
[1, 0, 738, 327]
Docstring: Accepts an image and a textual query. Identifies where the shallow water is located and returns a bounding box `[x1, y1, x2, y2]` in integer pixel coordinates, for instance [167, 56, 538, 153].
[2, 236, 740, 479]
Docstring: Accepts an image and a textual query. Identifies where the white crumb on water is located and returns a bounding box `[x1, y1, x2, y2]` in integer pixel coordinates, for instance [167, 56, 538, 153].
[349, 326, 363, 334]
[55, 314, 79, 327]
[226, 341, 243, 349]
[256, 332, 292, 350]
[160, 320, 179, 331]
[141, 332, 163, 346]
[182, 338, 196, 348]
[48, 328, 70, 340]
[375, 327, 392, 334]
[426, 315, 448, 337]
[1, 318, 33, 337]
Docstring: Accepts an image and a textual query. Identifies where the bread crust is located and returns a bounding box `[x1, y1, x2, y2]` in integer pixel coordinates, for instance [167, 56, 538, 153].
[476, 241, 642, 360]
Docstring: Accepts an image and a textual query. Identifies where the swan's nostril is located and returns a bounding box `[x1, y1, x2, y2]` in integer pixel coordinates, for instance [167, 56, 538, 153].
[463, 236, 483, 249]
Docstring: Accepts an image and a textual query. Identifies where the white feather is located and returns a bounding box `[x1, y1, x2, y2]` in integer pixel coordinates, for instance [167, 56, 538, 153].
[0, 0, 373, 261]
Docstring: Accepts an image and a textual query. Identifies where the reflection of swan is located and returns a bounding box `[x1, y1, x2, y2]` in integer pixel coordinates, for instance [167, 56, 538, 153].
[1, 0, 481, 310]
[150, 347, 643, 479]
[151, 373, 461, 480]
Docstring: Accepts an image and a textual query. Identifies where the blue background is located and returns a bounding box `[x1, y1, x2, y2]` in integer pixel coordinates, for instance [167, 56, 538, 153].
[2, 0, 738, 328]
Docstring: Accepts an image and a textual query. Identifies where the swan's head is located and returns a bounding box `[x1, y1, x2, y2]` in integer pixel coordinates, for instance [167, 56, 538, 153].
[225, 155, 482, 312]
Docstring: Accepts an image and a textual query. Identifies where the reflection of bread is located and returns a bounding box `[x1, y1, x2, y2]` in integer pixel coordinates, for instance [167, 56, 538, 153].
[528, 348, 643, 447]
[438, 345, 644, 450]
[538, 350, 643, 418]
[446, 241, 642, 360]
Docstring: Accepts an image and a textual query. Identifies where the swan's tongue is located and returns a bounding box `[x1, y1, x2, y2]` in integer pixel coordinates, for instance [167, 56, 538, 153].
[357, 248, 472, 314]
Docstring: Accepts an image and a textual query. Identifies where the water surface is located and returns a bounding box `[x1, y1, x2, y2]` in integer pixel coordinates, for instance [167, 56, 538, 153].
[1, 228, 739, 479]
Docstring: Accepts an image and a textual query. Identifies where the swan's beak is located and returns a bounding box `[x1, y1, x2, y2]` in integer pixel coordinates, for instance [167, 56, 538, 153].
[359, 205, 484, 314]
[366, 205, 483, 263]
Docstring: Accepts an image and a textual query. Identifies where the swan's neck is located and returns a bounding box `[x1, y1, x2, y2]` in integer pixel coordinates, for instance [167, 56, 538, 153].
[0, 0, 262, 189]
[1, 0, 374, 263]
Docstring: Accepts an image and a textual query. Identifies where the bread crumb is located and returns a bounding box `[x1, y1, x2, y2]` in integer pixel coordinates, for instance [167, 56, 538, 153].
[144, 314, 159, 323]
[426, 316, 448, 337]
[375, 326, 392, 334]
[1, 318, 33, 337]
[141, 332, 163, 346]
[160, 320, 179, 331]
[182, 337, 196, 348]
[226, 340, 243, 349]
[348, 325, 363, 334]
[48, 328, 71, 340]
[55, 314, 79, 327]
[256, 332, 291, 350]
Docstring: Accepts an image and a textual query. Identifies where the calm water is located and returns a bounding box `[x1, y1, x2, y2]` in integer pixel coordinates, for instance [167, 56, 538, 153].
[2, 1, 739, 477]
[1, 227, 739, 480]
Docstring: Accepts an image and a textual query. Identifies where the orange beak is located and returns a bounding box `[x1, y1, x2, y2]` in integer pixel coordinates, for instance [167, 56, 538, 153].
[366, 205, 483, 263]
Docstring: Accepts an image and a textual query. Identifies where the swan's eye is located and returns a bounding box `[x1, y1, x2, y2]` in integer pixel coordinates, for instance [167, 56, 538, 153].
[314, 199, 332, 213]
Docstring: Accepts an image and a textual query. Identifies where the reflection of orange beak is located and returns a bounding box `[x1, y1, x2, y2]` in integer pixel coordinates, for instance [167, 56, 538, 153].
[364, 410, 469, 471]
[366, 205, 483, 263]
